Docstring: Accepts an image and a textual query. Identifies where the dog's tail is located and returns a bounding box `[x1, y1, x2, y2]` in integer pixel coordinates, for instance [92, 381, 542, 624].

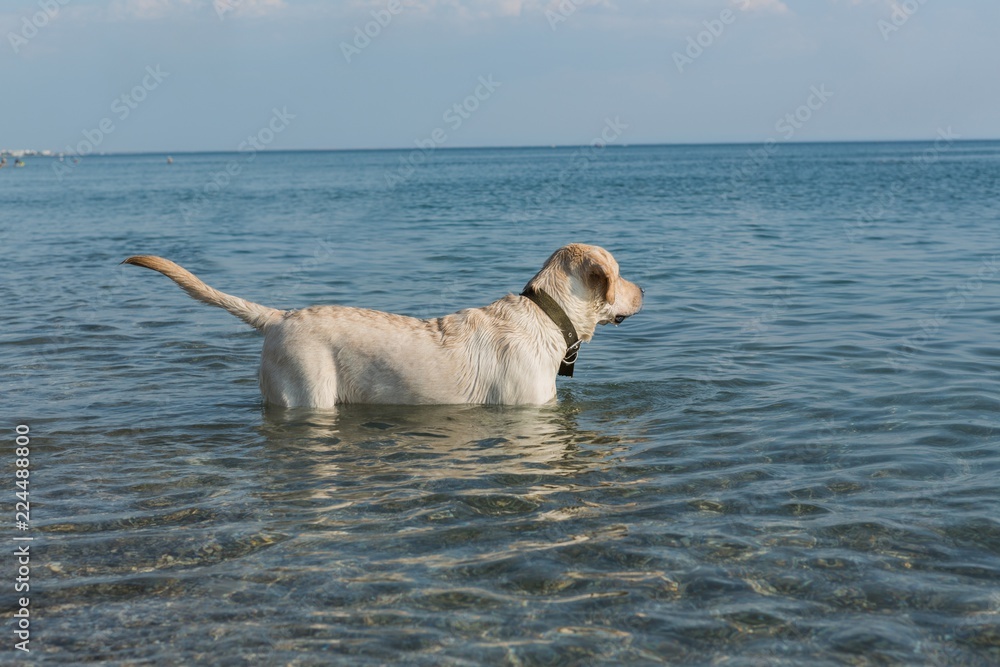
[122, 255, 284, 331]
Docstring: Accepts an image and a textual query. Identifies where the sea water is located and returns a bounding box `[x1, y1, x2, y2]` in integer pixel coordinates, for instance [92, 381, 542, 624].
[2, 142, 999, 664]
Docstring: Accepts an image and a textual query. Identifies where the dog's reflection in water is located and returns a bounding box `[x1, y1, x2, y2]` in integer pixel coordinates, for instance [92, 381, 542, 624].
[256, 402, 632, 504]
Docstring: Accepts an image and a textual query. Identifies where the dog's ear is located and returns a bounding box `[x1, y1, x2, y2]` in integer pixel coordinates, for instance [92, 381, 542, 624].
[582, 252, 616, 305]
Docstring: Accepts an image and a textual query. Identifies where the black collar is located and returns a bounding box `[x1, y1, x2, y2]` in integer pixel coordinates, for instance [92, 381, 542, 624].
[521, 287, 581, 377]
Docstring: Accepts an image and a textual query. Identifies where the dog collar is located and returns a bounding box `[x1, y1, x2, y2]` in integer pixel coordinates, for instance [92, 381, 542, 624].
[521, 287, 581, 377]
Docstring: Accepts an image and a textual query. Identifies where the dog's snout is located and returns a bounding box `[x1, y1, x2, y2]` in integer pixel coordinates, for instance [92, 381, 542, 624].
[640, 286, 645, 296]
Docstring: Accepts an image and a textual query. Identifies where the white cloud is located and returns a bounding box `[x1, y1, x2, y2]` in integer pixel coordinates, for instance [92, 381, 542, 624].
[348, 0, 614, 21]
[214, 0, 286, 19]
[736, 0, 789, 14]
[109, 0, 197, 20]
[106, 0, 285, 21]
[401, 0, 545, 20]
[495, 0, 531, 17]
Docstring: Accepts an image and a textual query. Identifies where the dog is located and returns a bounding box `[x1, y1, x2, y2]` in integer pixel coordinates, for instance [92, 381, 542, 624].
[123, 243, 643, 408]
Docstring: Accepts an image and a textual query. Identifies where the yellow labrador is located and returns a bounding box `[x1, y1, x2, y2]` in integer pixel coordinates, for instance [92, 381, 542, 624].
[123, 243, 643, 408]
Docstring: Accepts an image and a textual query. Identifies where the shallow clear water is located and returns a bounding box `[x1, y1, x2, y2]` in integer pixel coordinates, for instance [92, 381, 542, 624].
[3, 143, 1000, 665]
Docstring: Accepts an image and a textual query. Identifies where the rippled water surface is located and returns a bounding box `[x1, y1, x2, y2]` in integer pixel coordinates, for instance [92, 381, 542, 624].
[3, 143, 1000, 665]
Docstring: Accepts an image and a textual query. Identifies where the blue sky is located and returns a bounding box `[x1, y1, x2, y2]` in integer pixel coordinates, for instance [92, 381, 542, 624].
[1, 0, 996, 152]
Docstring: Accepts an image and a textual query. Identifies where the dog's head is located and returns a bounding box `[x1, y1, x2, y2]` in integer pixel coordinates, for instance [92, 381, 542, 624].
[524, 243, 644, 341]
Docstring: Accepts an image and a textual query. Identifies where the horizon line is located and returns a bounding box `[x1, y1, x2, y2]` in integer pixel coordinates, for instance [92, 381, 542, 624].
[5, 136, 998, 157]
